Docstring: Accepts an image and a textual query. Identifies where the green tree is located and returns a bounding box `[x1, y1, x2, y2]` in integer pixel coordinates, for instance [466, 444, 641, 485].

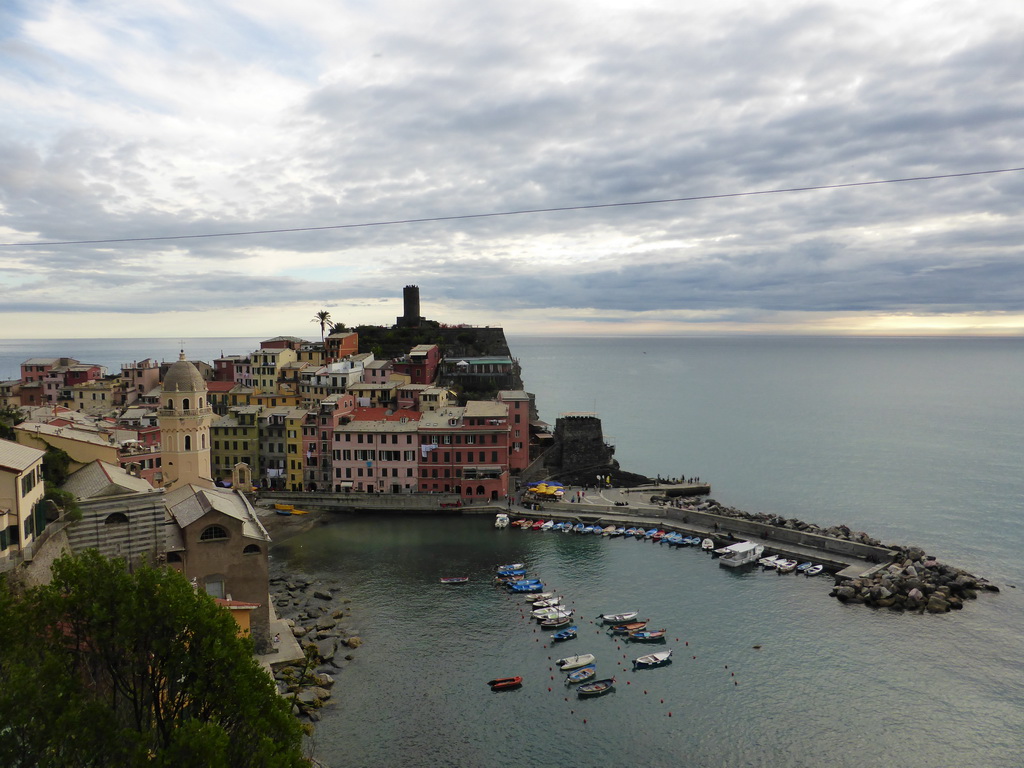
[0, 404, 23, 440]
[0, 550, 306, 768]
[312, 310, 332, 343]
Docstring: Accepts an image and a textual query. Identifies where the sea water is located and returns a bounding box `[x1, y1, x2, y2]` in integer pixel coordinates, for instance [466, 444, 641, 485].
[3, 334, 1022, 766]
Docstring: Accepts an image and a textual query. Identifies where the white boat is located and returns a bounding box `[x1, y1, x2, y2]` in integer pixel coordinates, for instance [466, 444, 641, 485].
[758, 555, 781, 568]
[525, 592, 555, 602]
[806, 564, 824, 576]
[776, 559, 798, 574]
[496, 562, 525, 571]
[701, 538, 715, 551]
[532, 607, 574, 621]
[599, 611, 639, 625]
[717, 541, 765, 568]
[532, 596, 563, 608]
[556, 653, 596, 670]
[633, 649, 673, 669]
[540, 520, 554, 531]
[494, 513, 509, 529]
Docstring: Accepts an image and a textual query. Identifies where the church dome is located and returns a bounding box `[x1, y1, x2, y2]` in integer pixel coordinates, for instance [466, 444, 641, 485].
[163, 352, 207, 393]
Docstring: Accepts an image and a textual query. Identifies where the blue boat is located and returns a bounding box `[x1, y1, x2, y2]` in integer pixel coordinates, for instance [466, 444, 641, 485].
[573, 523, 586, 533]
[552, 625, 578, 642]
[564, 663, 596, 684]
[644, 528, 659, 538]
[796, 562, 813, 572]
[510, 582, 545, 593]
[496, 568, 527, 577]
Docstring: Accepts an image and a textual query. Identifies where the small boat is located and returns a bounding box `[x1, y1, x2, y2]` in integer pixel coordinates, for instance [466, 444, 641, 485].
[564, 663, 596, 684]
[275, 508, 293, 516]
[494, 513, 509, 529]
[273, 503, 294, 511]
[573, 523, 587, 534]
[701, 538, 715, 551]
[718, 541, 765, 568]
[633, 649, 673, 669]
[496, 567, 527, 577]
[602, 525, 617, 536]
[532, 606, 573, 621]
[519, 519, 535, 529]
[776, 559, 798, 574]
[525, 592, 555, 602]
[599, 611, 639, 625]
[614, 527, 626, 537]
[662, 532, 681, 545]
[531, 520, 544, 530]
[644, 528, 659, 539]
[608, 620, 648, 635]
[796, 562, 813, 572]
[758, 555, 781, 569]
[556, 653, 596, 670]
[508, 578, 542, 587]
[806, 564, 824, 576]
[552, 625, 578, 642]
[540, 520, 554, 531]
[510, 582, 545, 593]
[532, 596, 562, 608]
[684, 536, 702, 546]
[439, 576, 469, 584]
[628, 628, 668, 642]
[487, 676, 522, 691]
[576, 678, 615, 697]
[511, 520, 527, 528]
[540, 615, 573, 629]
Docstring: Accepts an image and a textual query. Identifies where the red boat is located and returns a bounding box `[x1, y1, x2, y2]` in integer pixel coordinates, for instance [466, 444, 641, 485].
[487, 676, 523, 691]
[608, 620, 648, 635]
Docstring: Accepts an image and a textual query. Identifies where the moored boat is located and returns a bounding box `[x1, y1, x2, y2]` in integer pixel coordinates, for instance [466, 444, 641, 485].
[439, 576, 469, 584]
[717, 541, 765, 568]
[564, 663, 596, 684]
[599, 611, 639, 625]
[576, 678, 615, 697]
[494, 513, 509, 529]
[608, 620, 648, 635]
[796, 562, 813, 572]
[556, 653, 596, 670]
[758, 555, 781, 569]
[776, 559, 798, 574]
[627, 628, 667, 642]
[532, 596, 562, 608]
[540, 615, 573, 629]
[633, 649, 673, 669]
[487, 676, 522, 691]
[532, 606, 574, 621]
[806, 564, 824, 576]
[701, 538, 715, 551]
[552, 625, 578, 642]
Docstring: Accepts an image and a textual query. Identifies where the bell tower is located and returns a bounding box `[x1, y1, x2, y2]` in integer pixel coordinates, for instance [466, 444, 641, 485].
[158, 351, 215, 489]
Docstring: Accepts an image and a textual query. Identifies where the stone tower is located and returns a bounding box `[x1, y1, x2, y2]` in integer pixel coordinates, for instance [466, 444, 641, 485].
[158, 351, 215, 489]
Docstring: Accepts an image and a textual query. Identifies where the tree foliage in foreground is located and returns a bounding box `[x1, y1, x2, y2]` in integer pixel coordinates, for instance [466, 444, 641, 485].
[0, 550, 306, 768]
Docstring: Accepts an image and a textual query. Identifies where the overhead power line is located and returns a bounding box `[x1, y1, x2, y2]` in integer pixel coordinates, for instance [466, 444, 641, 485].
[2, 166, 1022, 248]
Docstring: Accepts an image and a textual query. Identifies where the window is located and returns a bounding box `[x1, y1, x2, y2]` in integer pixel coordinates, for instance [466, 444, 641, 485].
[104, 512, 128, 524]
[184, 435, 192, 451]
[243, 544, 261, 555]
[199, 525, 228, 541]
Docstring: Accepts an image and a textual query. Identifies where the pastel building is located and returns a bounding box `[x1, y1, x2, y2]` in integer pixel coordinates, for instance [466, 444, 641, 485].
[392, 344, 440, 385]
[0, 439, 46, 563]
[158, 353, 214, 490]
[332, 408, 421, 493]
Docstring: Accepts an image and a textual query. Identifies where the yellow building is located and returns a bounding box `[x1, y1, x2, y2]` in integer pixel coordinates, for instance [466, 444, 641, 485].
[251, 348, 298, 394]
[0, 439, 46, 563]
[284, 408, 308, 491]
[66, 378, 118, 414]
[14, 422, 120, 472]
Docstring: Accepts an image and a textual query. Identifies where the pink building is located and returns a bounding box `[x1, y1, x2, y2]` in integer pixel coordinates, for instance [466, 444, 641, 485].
[498, 390, 531, 473]
[302, 394, 356, 491]
[332, 407, 421, 493]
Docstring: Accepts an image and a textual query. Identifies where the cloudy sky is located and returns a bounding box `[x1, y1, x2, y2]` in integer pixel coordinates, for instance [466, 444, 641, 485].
[2, 0, 1023, 339]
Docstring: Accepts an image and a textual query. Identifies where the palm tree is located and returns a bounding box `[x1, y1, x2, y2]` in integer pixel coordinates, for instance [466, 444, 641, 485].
[312, 310, 332, 343]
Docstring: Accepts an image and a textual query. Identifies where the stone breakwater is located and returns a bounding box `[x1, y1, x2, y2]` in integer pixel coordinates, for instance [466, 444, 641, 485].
[829, 547, 1000, 613]
[268, 569, 362, 722]
[667, 497, 999, 613]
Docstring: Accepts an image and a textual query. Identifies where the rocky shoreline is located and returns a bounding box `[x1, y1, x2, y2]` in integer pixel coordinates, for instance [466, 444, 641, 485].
[267, 557, 361, 722]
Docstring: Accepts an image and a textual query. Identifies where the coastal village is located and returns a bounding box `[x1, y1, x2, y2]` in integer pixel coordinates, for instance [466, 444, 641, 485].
[0, 286, 1002, 733]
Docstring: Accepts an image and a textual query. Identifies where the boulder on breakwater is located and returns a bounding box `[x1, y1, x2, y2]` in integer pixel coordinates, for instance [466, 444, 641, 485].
[829, 547, 998, 613]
